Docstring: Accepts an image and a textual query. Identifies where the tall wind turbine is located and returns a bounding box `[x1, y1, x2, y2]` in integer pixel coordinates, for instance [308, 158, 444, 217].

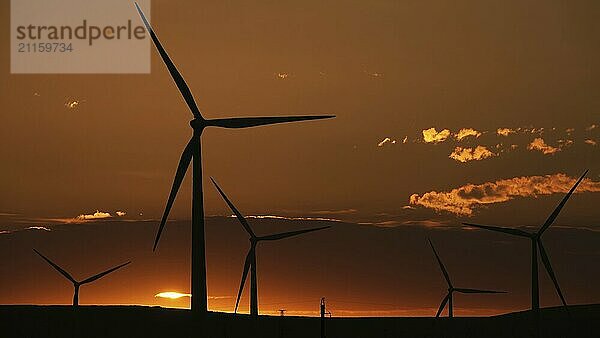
[133, 3, 334, 316]
[463, 170, 588, 314]
[33, 249, 130, 306]
[428, 239, 505, 318]
[211, 177, 331, 317]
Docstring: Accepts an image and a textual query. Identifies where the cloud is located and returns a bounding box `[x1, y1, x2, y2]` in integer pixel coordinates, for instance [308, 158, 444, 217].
[116, 211, 126, 217]
[364, 70, 384, 78]
[402, 136, 408, 144]
[584, 139, 597, 146]
[586, 124, 597, 131]
[449, 146, 495, 163]
[409, 173, 600, 216]
[65, 98, 85, 109]
[527, 138, 561, 155]
[422, 128, 451, 143]
[558, 139, 574, 147]
[76, 210, 112, 221]
[455, 128, 482, 141]
[0, 226, 52, 235]
[275, 72, 289, 80]
[208, 296, 233, 300]
[235, 215, 342, 223]
[25, 226, 51, 231]
[0, 212, 19, 216]
[377, 137, 396, 147]
[401, 220, 448, 228]
[496, 128, 515, 136]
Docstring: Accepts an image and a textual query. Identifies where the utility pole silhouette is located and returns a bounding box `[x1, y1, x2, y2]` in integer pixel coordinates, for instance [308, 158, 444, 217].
[320, 298, 327, 338]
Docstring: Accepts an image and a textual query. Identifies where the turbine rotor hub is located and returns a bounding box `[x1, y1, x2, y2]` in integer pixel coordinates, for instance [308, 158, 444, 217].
[190, 118, 206, 130]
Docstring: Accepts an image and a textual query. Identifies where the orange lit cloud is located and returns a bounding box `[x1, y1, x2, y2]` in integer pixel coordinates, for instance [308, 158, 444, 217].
[275, 72, 289, 80]
[76, 210, 112, 221]
[455, 128, 482, 141]
[65, 99, 79, 109]
[25, 226, 51, 231]
[584, 139, 597, 146]
[422, 128, 451, 143]
[449, 146, 495, 163]
[586, 124, 597, 131]
[527, 138, 561, 155]
[65, 98, 86, 109]
[496, 128, 515, 136]
[377, 137, 396, 147]
[116, 211, 126, 217]
[409, 173, 600, 216]
[0, 226, 52, 235]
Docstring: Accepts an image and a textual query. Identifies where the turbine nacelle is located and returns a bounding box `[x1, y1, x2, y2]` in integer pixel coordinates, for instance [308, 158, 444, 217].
[190, 118, 206, 130]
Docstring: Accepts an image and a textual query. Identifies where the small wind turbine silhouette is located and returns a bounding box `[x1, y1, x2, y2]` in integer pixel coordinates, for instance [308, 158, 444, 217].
[33, 249, 130, 306]
[211, 177, 330, 317]
[428, 239, 505, 318]
[134, 3, 334, 316]
[463, 170, 588, 314]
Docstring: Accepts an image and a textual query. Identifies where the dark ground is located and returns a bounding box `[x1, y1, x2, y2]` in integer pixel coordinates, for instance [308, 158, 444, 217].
[0, 304, 598, 338]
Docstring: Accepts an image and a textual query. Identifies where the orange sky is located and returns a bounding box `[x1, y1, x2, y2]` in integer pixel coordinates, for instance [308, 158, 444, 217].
[1, 1, 599, 316]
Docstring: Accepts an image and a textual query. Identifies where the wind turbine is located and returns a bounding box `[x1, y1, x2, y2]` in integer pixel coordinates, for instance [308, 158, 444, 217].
[33, 249, 130, 306]
[463, 170, 588, 314]
[211, 177, 331, 317]
[133, 3, 334, 316]
[428, 239, 505, 318]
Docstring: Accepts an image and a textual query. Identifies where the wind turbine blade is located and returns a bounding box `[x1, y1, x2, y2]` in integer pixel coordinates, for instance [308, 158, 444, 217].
[234, 250, 252, 313]
[33, 249, 76, 284]
[462, 223, 531, 238]
[436, 293, 450, 318]
[80, 261, 131, 285]
[153, 137, 195, 251]
[210, 177, 255, 238]
[134, 2, 201, 118]
[257, 226, 330, 241]
[208, 115, 335, 129]
[539, 170, 588, 235]
[538, 240, 568, 309]
[428, 239, 452, 288]
[454, 288, 507, 294]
